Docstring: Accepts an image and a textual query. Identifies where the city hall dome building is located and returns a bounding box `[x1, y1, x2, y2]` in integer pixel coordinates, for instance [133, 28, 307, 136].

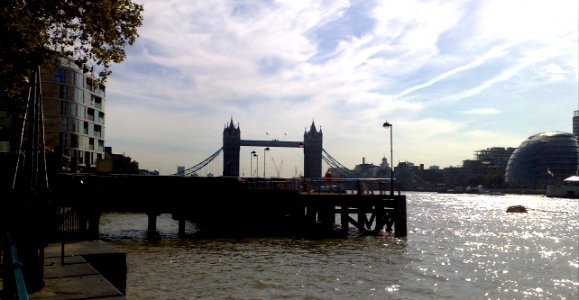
[505, 131, 579, 187]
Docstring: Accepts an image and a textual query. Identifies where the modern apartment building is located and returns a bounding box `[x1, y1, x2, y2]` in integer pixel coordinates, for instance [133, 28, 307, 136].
[40, 59, 106, 172]
[573, 110, 578, 140]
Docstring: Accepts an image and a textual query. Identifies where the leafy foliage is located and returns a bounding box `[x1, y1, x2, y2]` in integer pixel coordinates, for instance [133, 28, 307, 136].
[0, 0, 143, 107]
[112, 154, 140, 174]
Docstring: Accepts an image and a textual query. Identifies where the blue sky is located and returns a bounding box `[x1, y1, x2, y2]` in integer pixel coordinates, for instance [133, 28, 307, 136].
[105, 0, 578, 177]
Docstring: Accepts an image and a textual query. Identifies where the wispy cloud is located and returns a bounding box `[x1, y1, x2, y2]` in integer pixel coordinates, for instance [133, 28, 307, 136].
[461, 108, 500, 115]
[105, 0, 578, 175]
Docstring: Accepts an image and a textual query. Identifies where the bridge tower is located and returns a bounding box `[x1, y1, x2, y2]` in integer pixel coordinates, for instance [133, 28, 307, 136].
[223, 118, 240, 176]
[304, 121, 323, 178]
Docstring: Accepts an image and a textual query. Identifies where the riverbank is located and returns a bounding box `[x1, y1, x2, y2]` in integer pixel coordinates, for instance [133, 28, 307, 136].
[28, 240, 126, 299]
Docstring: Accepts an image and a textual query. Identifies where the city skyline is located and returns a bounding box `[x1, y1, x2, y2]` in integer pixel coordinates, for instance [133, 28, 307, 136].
[103, 0, 578, 176]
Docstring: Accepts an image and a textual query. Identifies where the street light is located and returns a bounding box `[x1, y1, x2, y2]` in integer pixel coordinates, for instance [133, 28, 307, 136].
[254, 153, 258, 178]
[250, 150, 256, 177]
[383, 121, 394, 196]
[263, 147, 270, 179]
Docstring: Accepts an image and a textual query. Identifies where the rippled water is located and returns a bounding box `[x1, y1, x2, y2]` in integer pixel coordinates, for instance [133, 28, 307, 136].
[99, 192, 578, 300]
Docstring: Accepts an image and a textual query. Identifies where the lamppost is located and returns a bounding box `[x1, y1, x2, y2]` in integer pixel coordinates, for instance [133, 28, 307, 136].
[383, 121, 394, 196]
[254, 153, 258, 178]
[263, 147, 270, 179]
[250, 150, 256, 177]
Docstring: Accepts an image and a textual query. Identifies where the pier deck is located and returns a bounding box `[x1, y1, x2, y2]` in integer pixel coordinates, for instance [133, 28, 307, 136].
[28, 241, 126, 300]
[49, 174, 407, 239]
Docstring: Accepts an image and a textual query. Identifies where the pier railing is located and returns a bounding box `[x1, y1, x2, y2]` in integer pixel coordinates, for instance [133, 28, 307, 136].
[238, 177, 398, 195]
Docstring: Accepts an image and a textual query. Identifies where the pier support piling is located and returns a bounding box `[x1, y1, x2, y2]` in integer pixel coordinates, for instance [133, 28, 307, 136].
[146, 212, 160, 236]
[394, 196, 407, 237]
[178, 218, 186, 237]
[340, 205, 349, 235]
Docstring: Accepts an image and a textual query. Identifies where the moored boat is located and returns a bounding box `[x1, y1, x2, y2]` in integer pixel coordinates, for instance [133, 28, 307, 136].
[546, 175, 579, 198]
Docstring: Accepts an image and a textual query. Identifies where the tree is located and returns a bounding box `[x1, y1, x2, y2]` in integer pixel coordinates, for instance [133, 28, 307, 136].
[1, 0, 143, 188]
[113, 154, 140, 174]
[0, 2, 143, 291]
[0, 0, 144, 108]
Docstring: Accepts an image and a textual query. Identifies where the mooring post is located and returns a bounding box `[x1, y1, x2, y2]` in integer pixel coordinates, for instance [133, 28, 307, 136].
[340, 204, 349, 235]
[178, 218, 186, 237]
[394, 196, 407, 237]
[146, 212, 159, 234]
[306, 205, 317, 223]
[319, 207, 335, 224]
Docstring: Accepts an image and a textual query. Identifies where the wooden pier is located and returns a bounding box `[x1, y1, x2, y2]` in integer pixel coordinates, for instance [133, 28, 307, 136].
[50, 174, 407, 239]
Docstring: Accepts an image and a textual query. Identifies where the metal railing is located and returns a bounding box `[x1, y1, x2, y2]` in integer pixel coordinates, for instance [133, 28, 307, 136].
[1, 232, 29, 300]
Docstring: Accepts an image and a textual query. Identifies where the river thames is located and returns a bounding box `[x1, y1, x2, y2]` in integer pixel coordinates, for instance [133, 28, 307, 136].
[98, 192, 578, 299]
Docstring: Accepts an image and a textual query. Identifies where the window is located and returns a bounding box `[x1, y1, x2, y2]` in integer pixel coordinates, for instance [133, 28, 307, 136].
[86, 78, 93, 92]
[94, 124, 102, 138]
[73, 150, 82, 161]
[70, 134, 78, 148]
[74, 73, 83, 88]
[59, 85, 68, 100]
[54, 68, 65, 83]
[83, 121, 89, 134]
[87, 108, 95, 121]
[70, 103, 77, 117]
[85, 151, 91, 166]
[94, 96, 102, 109]
[61, 117, 68, 132]
[95, 84, 105, 96]
[78, 106, 85, 119]
[59, 132, 67, 147]
[60, 101, 67, 115]
[74, 88, 84, 103]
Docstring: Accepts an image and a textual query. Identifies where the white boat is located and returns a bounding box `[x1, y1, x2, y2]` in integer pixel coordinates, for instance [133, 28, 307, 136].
[546, 175, 579, 198]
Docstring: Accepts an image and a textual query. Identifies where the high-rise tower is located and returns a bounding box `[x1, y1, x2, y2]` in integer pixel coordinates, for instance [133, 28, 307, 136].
[41, 58, 106, 172]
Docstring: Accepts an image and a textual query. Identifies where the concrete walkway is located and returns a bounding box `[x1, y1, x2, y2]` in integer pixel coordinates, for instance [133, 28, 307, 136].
[28, 241, 126, 300]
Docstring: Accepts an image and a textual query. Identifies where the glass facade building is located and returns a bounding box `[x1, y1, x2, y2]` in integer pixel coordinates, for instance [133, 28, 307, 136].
[573, 110, 578, 139]
[41, 59, 106, 172]
[505, 131, 579, 187]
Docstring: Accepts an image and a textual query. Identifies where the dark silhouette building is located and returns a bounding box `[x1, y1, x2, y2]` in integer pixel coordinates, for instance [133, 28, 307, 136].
[222, 119, 241, 177]
[303, 121, 323, 178]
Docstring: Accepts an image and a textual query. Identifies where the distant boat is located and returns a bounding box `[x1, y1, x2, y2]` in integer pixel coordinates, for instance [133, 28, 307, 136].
[438, 188, 464, 194]
[546, 175, 579, 198]
[437, 185, 504, 195]
[465, 185, 485, 194]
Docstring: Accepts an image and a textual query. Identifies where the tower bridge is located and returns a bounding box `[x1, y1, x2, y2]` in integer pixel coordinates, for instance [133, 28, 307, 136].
[223, 118, 323, 178]
[173, 118, 357, 178]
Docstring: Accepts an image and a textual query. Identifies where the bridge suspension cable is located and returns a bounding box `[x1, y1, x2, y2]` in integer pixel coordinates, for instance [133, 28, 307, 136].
[167, 147, 353, 177]
[171, 147, 223, 176]
[321, 148, 356, 177]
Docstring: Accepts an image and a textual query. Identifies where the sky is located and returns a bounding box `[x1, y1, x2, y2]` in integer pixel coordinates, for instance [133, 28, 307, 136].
[104, 0, 578, 177]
